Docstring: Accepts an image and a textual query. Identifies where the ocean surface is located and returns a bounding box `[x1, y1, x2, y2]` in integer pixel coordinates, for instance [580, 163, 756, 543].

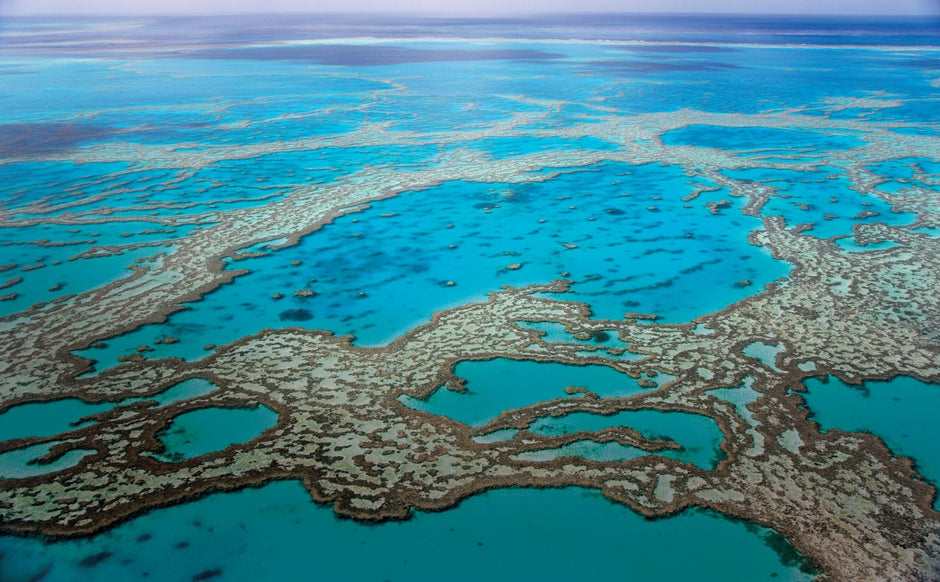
[2, 12, 939, 581]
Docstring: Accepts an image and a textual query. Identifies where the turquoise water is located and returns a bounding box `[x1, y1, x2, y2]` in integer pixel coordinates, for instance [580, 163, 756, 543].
[0, 216, 201, 318]
[1, 220, 198, 248]
[0, 378, 228, 479]
[743, 342, 785, 372]
[911, 227, 940, 238]
[710, 377, 765, 457]
[4, 13, 939, 581]
[76, 163, 789, 372]
[0, 161, 131, 215]
[524, 408, 725, 469]
[0, 482, 817, 581]
[0, 398, 113, 442]
[835, 238, 902, 253]
[0, 244, 173, 317]
[516, 320, 646, 360]
[400, 358, 718, 467]
[149, 378, 219, 406]
[0, 441, 96, 479]
[868, 157, 940, 188]
[722, 167, 918, 239]
[2, 151, 356, 221]
[400, 358, 654, 427]
[0, 378, 219, 442]
[801, 375, 940, 509]
[148, 405, 279, 461]
[662, 125, 865, 158]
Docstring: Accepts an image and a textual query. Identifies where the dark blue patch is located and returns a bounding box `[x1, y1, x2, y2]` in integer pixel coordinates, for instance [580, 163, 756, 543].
[278, 308, 313, 322]
[0, 122, 121, 157]
[615, 45, 738, 53]
[589, 60, 740, 73]
[900, 58, 940, 70]
[191, 45, 566, 66]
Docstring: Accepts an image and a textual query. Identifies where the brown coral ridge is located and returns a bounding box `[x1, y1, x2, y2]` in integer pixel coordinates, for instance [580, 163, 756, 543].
[2, 218, 940, 580]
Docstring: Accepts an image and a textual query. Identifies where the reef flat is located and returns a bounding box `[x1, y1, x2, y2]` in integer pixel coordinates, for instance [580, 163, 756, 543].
[1, 14, 939, 581]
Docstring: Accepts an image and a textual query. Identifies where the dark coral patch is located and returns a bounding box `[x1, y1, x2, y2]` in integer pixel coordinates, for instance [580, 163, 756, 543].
[278, 308, 313, 322]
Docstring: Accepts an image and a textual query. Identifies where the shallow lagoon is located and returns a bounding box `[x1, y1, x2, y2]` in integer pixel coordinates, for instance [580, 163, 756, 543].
[0, 378, 219, 442]
[0, 442, 96, 479]
[148, 405, 279, 461]
[721, 167, 918, 239]
[76, 162, 790, 372]
[801, 375, 940, 509]
[0, 398, 113, 442]
[524, 408, 724, 469]
[402, 358, 722, 468]
[0, 378, 226, 475]
[400, 358, 655, 427]
[0, 244, 172, 318]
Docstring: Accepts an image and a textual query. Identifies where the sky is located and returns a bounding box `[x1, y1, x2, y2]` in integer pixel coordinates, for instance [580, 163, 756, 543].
[3, 0, 940, 16]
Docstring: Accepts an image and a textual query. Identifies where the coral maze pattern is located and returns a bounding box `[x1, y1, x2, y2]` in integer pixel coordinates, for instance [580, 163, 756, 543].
[1, 22, 940, 582]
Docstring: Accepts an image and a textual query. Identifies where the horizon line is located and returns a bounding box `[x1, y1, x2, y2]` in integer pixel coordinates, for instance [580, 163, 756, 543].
[4, 10, 940, 18]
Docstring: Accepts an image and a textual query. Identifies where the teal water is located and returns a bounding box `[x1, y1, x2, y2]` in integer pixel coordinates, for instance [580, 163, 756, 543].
[0, 441, 96, 479]
[400, 358, 653, 427]
[0, 244, 173, 318]
[0, 161, 131, 215]
[1, 149, 376, 220]
[0, 378, 219, 442]
[911, 227, 940, 238]
[0, 398, 113, 442]
[148, 378, 219, 406]
[148, 405, 279, 461]
[868, 157, 940, 189]
[0, 481, 818, 581]
[710, 379, 761, 417]
[710, 377, 765, 457]
[801, 375, 940, 509]
[399, 358, 716, 467]
[1, 221, 198, 248]
[3, 56, 388, 145]
[523, 408, 725, 469]
[0, 379, 226, 478]
[0, 216, 201, 319]
[834, 238, 902, 253]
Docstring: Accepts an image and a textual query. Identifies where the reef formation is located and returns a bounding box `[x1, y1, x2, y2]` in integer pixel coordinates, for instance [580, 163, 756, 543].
[1, 20, 940, 581]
